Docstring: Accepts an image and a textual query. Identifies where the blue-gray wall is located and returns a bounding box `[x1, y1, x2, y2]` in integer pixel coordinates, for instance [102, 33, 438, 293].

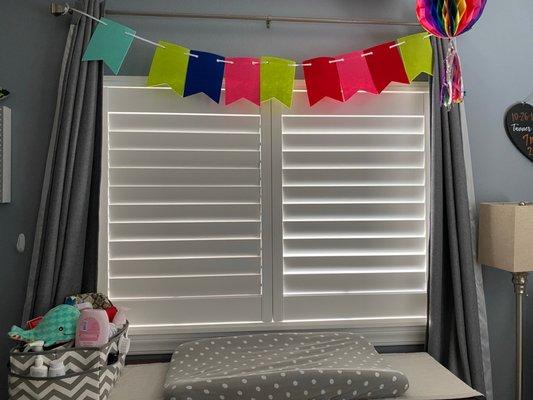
[1, 0, 532, 398]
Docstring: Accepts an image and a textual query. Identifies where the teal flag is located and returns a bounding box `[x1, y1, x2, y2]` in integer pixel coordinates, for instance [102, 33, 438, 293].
[82, 18, 135, 74]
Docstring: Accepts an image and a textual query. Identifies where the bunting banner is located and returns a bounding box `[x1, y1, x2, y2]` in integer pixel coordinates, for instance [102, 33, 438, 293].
[82, 18, 135, 75]
[303, 57, 344, 106]
[80, 15, 440, 107]
[183, 50, 225, 103]
[147, 42, 190, 95]
[336, 50, 379, 100]
[225, 57, 260, 106]
[260, 57, 296, 108]
[397, 33, 433, 82]
[364, 42, 410, 94]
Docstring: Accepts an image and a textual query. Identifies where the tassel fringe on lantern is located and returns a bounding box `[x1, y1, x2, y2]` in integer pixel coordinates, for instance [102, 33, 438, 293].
[441, 39, 465, 110]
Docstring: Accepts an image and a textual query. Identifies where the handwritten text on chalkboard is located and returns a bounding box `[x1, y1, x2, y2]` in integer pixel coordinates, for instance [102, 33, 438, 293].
[504, 103, 533, 162]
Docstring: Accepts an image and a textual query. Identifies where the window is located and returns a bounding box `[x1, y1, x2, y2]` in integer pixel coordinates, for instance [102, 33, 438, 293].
[99, 77, 429, 352]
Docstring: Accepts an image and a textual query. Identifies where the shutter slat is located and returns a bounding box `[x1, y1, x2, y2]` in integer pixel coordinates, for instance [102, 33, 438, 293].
[283, 238, 426, 257]
[110, 204, 260, 222]
[283, 169, 424, 186]
[109, 113, 260, 133]
[110, 132, 259, 151]
[110, 150, 259, 168]
[110, 239, 261, 259]
[283, 151, 424, 168]
[111, 186, 260, 204]
[110, 168, 260, 186]
[110, 256, 261, 277]
[283, 134, 423, 151]
[110, 275, 261, 298]
[285, 272, 426, 293]
[284, 186, 425, 204]
[284, 255, 426, 273]
[118, 296, 262, 326]
[110, 221, 260, 240]
[283, 116, 423, 133]
[284, 220, 425, 238]
[284, 203, 425, 221]
[283, 292, 426, 320]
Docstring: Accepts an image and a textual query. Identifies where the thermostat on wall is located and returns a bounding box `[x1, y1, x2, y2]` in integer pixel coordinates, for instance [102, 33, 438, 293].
[0, 106, 11, 203]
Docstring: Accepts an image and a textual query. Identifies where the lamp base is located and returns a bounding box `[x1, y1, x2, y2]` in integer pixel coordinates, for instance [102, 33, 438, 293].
[512, 272, 528, 400]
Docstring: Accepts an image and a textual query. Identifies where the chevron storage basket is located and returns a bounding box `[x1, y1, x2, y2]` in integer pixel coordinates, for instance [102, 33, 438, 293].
[8, 322, 129, 400]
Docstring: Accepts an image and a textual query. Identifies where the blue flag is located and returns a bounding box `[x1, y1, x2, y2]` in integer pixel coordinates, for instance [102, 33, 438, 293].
[82, 18, 135, 75]
[184, 50, 225, 103]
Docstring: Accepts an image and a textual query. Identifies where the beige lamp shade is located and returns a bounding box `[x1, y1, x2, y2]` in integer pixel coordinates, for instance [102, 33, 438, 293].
[478, 202, 533, 273]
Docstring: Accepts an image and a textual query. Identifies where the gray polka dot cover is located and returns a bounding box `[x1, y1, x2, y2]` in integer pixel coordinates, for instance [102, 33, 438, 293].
[164, 332, 409, 400]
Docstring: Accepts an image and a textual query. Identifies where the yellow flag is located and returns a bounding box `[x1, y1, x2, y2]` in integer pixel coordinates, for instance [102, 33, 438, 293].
[260, 56, 296, 108]
[147, 41, 190, 96]
[397, 33, 433, 82]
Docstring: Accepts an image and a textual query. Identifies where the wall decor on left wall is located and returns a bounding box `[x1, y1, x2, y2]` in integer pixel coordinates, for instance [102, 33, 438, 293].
[0, 106, 11, 203]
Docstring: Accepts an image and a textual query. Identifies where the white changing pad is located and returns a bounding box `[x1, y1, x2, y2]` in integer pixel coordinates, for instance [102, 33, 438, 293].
[110, 353, 483, 400]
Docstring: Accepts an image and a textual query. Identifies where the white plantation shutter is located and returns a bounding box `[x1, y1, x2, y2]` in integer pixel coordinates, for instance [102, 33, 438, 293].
[100, 78, 272, 331]
[270, 84, 429, 326]
[100, 77, 429, 348]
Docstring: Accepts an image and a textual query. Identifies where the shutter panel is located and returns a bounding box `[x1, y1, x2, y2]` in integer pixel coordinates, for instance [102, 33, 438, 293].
[101, 82, 269, 329]
[272, 86, 429, 324]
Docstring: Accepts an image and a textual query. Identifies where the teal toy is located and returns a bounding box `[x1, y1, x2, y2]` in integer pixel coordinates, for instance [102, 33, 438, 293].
[9, 305, 80, 347]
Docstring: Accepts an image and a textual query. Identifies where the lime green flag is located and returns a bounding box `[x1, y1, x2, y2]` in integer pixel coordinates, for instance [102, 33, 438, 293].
[147, 41, 190, 96]
[397, 33, 433, 82]
[260, 57, 296, 108]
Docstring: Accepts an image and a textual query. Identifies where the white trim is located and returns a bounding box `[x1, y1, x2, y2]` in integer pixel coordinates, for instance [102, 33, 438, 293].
[97, 87, 110, 295]
[129, 323, 426, 354]
[270, 100, 284, 322]
[259, 102, 273, 322]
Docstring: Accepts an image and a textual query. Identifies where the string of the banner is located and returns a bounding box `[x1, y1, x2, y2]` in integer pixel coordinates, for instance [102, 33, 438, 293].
[68, 5, 433, 66]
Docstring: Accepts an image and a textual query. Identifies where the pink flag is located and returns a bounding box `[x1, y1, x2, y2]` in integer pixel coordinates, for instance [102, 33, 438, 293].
[335, 50, 378, 101]
[364, 42, 410, 94]
[225, 57, 260, 106]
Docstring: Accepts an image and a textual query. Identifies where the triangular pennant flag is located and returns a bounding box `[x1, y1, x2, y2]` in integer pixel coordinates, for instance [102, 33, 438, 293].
[303, 57, 344, 106]
[397, 33, 433, 82]
[260, 57, 296, 108]
[147, 41, 190, 96]
[335, 51, 379, 100]
[184, 50, 225, 103]
[364, 42, 410, 93]
[225, 58, 260, 106]
[82, 18, 135, 75]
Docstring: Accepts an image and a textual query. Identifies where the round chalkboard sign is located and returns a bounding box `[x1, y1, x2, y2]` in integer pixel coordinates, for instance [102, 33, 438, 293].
[504, 102, 533, 161]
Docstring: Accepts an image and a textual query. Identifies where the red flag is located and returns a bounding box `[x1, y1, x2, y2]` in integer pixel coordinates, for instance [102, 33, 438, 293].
[335, 50, 378, 100]
[364, 42, 410, 93]
[225, 57, 260, 105]
[303, 57, 344, 106]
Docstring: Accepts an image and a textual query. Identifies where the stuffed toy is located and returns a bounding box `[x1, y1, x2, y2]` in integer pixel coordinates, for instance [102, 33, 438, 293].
[8, 305, 80, 347]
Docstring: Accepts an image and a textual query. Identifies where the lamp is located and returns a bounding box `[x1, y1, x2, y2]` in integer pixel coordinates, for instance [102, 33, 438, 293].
[478, 202, 533, 400]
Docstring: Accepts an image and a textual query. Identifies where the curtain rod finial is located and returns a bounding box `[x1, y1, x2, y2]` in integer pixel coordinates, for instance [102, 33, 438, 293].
[50, 3, 70, 17]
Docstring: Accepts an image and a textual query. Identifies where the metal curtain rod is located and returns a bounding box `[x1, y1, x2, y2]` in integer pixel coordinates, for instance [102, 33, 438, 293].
[50, 3, 420, 28]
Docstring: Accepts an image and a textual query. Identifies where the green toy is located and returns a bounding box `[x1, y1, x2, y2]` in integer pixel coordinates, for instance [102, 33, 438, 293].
[9, 305, 80, 347]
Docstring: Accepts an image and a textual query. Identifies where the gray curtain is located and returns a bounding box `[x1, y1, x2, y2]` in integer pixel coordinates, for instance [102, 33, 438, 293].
[22, 0, 104, 322]
[427, 38, 493, 400]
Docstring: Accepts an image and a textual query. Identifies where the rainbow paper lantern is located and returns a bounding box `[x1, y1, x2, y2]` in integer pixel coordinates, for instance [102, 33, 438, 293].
[416, 0, 487, 38]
